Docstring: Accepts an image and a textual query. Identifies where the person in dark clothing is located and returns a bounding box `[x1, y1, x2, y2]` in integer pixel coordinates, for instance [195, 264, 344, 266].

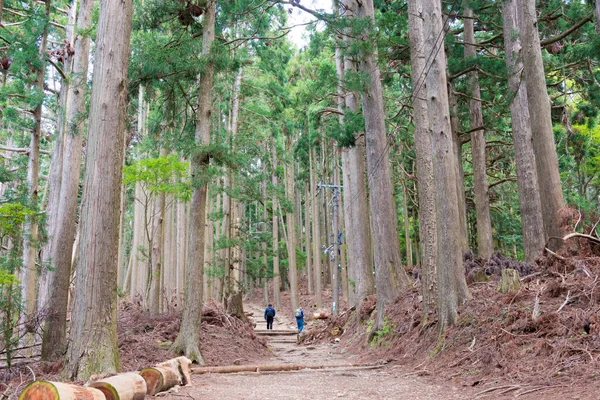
[264, 304, 276, 330]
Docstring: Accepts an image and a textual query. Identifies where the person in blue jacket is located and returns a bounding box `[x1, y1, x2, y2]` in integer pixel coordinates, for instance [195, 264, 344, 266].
[294, 307, 305, 333]
[264, 304, 276, 330]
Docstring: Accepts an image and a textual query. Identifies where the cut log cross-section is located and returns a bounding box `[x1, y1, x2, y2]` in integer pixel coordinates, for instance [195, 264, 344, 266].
[140, 366, 180, 396]
[155, 356, 192, 386]
[19, 381, 105, 400]
[88, 372, 147, 400]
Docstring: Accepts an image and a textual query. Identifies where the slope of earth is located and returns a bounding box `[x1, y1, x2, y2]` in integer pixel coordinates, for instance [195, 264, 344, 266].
[302, 246, 600, 399]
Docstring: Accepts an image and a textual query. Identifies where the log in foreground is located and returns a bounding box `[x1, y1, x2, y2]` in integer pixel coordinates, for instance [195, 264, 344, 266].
[19, 381, 105, 400]
[192, 363, 368, 374]
[140, 366, 180, 396]
[88, 372, 147, 400]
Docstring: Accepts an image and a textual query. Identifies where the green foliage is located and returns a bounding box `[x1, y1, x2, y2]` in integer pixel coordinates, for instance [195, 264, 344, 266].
[367, 317, 395, 346]
[123, 155, 191, 200]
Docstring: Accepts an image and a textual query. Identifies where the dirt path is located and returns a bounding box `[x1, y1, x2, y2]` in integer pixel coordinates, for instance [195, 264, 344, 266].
[152, 304, 482, 399]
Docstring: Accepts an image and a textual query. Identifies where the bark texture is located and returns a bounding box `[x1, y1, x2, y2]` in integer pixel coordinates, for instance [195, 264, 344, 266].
[22, 0, 49, 347]
[464, 6, 493, 258]
[65, 0, 133, 380]
[503, 0, 546, 263]
[339, 2, 375, 306]
[42, 0, 93, 361]
[172, 0, 215, 365]
[519, 0, 565, 240]
[309, 147, 322, 307]
[408, 0, 437, 316]
[285, 137, 298, 313]
[271, 145, 281, 309]
[356, 0, 409, 327]
[422, 0, 470, 330]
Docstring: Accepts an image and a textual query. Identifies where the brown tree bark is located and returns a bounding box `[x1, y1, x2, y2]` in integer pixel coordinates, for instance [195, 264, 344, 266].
[518, 0, 565, 240]
[21, 0, 50, 349]
[304, 186, 313, 294]
[64, 0, 133, 380]
[271, 144, 281, 309]
[448, 86, 469, 250]
[406, 0, 439, 315]
[355, 0, 409, 328]
[309, 146, 322, 307]
[172, 0, 216, 365]
[464, 6, 493, 258]
[503, 0, 546, 263]
[40, 0, 92, 350]
[285, 139, 299, 312]
[38, 0, 78, 313]
[422, 0, 470, 330]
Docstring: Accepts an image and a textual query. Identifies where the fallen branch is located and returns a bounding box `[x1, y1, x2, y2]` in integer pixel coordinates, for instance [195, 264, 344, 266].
[475, 384, 521, 397]
[556, 290, 571, 312]
[515, 384, 568, 397]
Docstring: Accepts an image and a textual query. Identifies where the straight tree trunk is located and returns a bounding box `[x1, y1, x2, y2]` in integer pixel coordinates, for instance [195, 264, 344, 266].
[65, 0, 133, 380]
[405, 0, 438, 314]
[271, 145, 281, 310]
[176, 200, 187, 303]
[519, 0, 565, 240]
[262, 180, 269, 304]
[464, 6, 493, 258]
[309, 147, 322, 307]
[356, 0, 409, 328]
[285, 137, 298, 313]
[340, 13, 375, 305]
[422, 0, 470, 330]
[503, 0, 546, 263]
[41, 0, 93, 356]
[304, 187, 313, 294]
[402, 183, 413, 267]
[448, 86, 469, 250]
[38, 0, 77, 313]
[172, 0, 215, 365]
[22, 0, 50, 347]
[149, 178, 166, 315]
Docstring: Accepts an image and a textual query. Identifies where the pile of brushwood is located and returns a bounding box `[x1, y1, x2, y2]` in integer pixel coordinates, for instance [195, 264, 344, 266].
[303, 233, 600, 392]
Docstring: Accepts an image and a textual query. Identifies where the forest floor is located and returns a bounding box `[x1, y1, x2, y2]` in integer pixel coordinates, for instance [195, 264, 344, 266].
[154, 303, 474, 400]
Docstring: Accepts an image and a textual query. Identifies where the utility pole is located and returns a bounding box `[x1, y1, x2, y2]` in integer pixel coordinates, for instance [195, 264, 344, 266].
[317, 178, 343, 316]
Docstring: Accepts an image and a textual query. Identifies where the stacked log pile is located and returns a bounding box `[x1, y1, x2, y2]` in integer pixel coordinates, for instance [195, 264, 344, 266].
[19, 357, 191, 399]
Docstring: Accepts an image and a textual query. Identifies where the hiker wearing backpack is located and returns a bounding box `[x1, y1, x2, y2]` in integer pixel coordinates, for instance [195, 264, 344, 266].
[264, 304, 276, 330]
[295, 307, 305, 333]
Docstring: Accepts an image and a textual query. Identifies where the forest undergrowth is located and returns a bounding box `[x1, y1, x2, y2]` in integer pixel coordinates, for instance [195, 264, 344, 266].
[301, 216, 600, 394]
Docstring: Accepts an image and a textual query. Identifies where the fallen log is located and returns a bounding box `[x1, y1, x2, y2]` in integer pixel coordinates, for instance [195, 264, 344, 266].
[192, 363, 367, 374]
[155, 356, 192, 386]
[312, 312, 329, 320]
[88, 372, 146, 400]
[19, 381, 105, 400]
[140, 366, 180, 396]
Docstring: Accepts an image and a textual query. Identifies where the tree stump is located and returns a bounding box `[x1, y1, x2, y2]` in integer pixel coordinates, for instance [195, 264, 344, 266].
[499, 268, 521, 293]
[19, 381, 105, 400]
[226, 291, 247, 322]
[139, 366, 180, 395]
[88, 372, 146, 400]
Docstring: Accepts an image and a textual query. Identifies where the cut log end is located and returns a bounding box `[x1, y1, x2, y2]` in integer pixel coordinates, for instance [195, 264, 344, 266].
[88, 372, 147, 400]
[19, 381, 105, 400]
[140, 366, 179, 396]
